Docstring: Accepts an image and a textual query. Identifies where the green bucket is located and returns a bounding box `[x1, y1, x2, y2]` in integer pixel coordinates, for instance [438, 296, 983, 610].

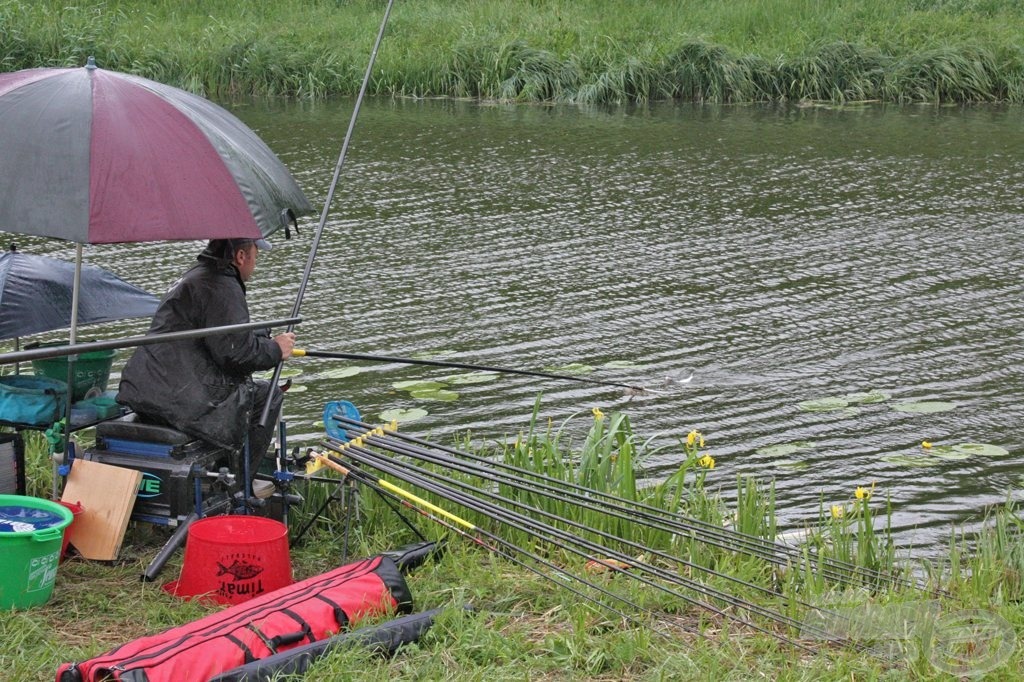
[30, 345, 116, 402]
[0, 494, 73, 609]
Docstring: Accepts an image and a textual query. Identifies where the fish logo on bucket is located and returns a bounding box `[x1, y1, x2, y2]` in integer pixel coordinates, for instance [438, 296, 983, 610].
[215, 552, 266, 600]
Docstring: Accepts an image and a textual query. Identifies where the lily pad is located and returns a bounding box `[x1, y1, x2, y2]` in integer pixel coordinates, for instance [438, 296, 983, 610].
[321, 367, 363, 379]
[953, 443, 1010, 458]
[756, 442, 814, 458]
[842, 390, 891, 405]
[544, 363, 595, 375]
[285, 384, 307, 393]
[930, 446, 971, 461]
[392, 380, 447, 391]
[444, 372, 500, 385]
[602, 360, 639, 369]
[881, 454, 940, 468]
[798, 397, 849, 412]
[892, 401, 956, 414]
[256, 367, 304, 380]
[774, 459, 810, 470]
[379, 408, 428, 423]
[409, 389, 459, 402]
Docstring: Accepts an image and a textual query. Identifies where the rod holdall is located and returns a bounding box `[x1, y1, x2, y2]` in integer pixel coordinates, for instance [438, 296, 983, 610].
[56, 555, 412, 682]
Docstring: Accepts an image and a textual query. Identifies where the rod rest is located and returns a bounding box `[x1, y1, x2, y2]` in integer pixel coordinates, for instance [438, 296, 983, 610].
[95, 413, 192, 446]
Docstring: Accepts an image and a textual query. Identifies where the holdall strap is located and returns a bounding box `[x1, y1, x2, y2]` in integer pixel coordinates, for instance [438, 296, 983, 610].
[224, 634, 257, 665]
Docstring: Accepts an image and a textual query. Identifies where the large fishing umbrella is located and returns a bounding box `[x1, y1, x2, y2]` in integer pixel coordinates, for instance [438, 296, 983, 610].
[0, 249, 158, 341]
[0, 56, 313, 342]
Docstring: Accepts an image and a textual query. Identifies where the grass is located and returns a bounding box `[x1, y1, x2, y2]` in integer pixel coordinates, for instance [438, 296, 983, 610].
[2, 1, 1024, 103]
[2, 406, 1024, 679]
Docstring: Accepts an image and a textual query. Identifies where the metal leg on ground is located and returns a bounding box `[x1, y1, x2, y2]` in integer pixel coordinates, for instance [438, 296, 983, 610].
[141, 512, 198, 582]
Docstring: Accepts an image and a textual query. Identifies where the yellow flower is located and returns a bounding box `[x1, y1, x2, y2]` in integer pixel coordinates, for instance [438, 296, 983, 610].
[921, 441, 933, 449]
[854, 482, 876, 500]
[687, 430, 705, 448]
[697, 454, 715, 469]
[592, 407, 605, 421]
[831, 505, 845, 519]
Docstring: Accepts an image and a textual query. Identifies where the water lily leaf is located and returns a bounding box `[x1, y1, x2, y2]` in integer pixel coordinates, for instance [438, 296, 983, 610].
[930, 446, 971, 461]
[312, 420, 324, 428]
[410, 389, 459, 401]
[953, 443, 1010, 458]
[444, 372, 500, 385]
[774, 459, 809, 470]
[379, 408, 428, 423]
[392, 380, 446, 391]
[798, 397, 849, 412]
[321, 367, 362, 379]
[286, 384, 307, 393]
[256, 367, 304, 380]
[881, 454, 939, 467]
[544, 363, 595, 375]
[892, 401, 956, 414]
[842, 390, 891, 405]
[756, 442, 814, 458]
[603, 360, 639, 369]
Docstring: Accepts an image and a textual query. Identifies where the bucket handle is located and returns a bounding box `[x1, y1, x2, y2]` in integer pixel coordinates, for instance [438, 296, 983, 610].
[33, 527, 64, 542]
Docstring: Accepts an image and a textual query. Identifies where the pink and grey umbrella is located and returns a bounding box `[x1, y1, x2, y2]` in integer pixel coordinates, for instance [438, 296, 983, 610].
[0, 56, 311, 245]
[0, 56, 313, 342]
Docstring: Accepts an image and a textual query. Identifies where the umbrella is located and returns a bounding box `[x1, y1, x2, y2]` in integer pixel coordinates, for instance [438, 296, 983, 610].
[0, 249, 158, 341]
[0, 56, 313, 342]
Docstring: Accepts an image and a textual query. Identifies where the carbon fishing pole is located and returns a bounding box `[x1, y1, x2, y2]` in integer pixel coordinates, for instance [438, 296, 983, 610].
[259, 0, 396, 427]
[293, 348, 669, 394]
[329, 426, 845, 611]
[330, 414, 928, 592]
[340, 423, 904, 593]
[306, 451, 691, 640]
[0, 318, 301, 366]
[320, 442, 822, 651]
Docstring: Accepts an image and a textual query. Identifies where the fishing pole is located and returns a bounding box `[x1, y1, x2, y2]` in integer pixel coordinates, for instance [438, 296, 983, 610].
[259, 0, 396, 427]
[307, 451, 690, 640]
[322, 442, 822, 651]
[0, 318, 301, 366]
[331, 411, 925, 585]
[293, 348, 669, 394]
[330, 414, 931, 593]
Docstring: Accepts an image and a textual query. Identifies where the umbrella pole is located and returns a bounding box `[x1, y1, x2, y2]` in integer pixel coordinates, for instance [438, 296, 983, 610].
[54, 244, 84, 499]
[258, 0, 396, 428]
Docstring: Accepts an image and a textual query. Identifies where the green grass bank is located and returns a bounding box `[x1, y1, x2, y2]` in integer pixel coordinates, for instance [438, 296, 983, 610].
[3, 0, 1024, 103]
[3, 411, 1024, 680]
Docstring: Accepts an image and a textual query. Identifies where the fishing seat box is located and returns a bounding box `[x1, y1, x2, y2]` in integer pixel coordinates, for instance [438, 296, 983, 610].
[83, 414, 234, 526]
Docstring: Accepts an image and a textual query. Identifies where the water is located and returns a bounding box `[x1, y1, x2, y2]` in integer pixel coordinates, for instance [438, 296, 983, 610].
[8, 100, 1024, 551]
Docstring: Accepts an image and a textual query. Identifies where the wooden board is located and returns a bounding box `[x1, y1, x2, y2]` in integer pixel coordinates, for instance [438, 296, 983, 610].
[60, 458, 141, 561]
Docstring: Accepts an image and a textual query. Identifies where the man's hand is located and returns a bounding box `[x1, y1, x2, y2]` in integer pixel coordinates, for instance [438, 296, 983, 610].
[274, 332, 296, 359]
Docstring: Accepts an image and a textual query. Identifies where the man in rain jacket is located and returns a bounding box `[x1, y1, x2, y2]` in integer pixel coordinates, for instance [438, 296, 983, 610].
[118, 238, 295, 478]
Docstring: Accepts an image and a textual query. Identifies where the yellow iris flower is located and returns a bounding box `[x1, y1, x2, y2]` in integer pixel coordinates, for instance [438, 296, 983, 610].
[698, 454, 715, 469]
[831, 505, 845, 519]
[592, 407, 605, 420]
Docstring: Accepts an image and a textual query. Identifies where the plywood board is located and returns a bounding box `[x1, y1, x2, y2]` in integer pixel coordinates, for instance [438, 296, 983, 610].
[61, 458, 141, 560]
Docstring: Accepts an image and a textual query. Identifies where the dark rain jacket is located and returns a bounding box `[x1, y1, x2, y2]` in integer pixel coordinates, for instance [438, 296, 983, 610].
[117, 248, 282, 449]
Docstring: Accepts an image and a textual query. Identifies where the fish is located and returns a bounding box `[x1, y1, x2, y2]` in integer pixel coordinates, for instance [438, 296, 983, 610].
[216, 559, 264, 580]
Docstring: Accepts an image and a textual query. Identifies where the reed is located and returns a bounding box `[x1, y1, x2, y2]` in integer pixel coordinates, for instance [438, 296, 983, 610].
[3, 0, 1024, 103]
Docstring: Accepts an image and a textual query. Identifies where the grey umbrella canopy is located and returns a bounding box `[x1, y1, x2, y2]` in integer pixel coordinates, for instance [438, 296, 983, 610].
[0, 250, 158, 340]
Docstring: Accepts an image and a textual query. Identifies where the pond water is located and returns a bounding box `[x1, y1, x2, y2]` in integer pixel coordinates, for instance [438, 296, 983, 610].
[10, 99, 1024, 552]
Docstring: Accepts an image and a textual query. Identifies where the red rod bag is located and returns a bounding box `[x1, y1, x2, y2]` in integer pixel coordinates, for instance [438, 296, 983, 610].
[56, 555, 412, 682]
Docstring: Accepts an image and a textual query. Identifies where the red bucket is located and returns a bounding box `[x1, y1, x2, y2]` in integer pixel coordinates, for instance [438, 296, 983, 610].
[57, 500, 84, 562]
[163, 516, 292, 605]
